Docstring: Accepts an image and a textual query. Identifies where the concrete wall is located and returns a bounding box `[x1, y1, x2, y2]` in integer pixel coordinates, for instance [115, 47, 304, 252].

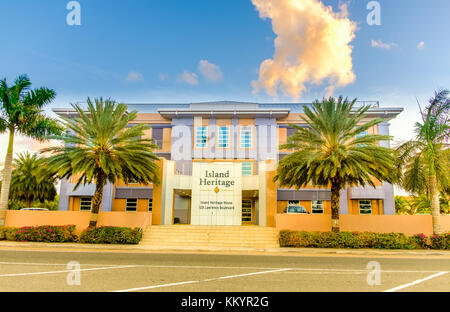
[5, 211, 151, 235]
[275, 214, 450, 236]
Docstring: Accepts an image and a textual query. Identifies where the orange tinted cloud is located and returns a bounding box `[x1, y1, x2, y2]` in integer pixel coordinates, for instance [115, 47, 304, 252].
[251, 0, 357, 100]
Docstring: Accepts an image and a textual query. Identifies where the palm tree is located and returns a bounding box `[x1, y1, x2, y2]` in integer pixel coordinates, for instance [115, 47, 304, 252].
[9, 152, 57, 208]
[396, 90, 449, 234]
[395, 196, 413, 215]
[276, 97, 396, 232]
[0, 75, 62, 223]
[43, 98, 160, 227]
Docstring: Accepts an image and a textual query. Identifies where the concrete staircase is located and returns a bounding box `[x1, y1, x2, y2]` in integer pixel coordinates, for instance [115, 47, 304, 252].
[140, 225, 279, 249]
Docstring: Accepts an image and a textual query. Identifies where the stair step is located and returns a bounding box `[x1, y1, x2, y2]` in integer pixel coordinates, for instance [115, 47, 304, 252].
[140, 225, 279, 248]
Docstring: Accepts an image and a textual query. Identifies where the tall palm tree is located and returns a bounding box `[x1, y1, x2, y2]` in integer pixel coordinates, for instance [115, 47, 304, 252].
[276, 97, 396, 232]
[9, 152, 57, 208]
[396, 90, 450, 234]
[43, 98, 160, 227]
[0, 75, 62, 223]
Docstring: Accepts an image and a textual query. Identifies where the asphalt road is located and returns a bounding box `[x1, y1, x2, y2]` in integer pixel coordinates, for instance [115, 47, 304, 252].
[0, 249, 448, 292]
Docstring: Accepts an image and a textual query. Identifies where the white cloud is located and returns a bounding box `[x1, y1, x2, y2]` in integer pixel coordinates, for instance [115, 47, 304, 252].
[126, 71, 144, 82]
[417, 41, 425, 50]
[371, 39, 398, 50]
[177, 70, 199, 86]
[198, 60, 223, 83]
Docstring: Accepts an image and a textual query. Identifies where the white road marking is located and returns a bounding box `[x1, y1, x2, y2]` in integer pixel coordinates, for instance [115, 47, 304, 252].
[283, 271, 365, 275]
[0, 265, 137, 278]
[383, 271, 448, 292]
[113, 281, 200, 292]
[0, 262, 121, 267]
[112, 268, 291, 292]
[0, 262, 446, 274]
[215, 268, 291, 279]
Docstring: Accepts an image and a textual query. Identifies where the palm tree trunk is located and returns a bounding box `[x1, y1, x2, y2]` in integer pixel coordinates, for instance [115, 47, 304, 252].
[429, 175, 441, 235]
[89, 173, 106, 228]
[331, 181, 341, 233]
[0, 129, 15, 225]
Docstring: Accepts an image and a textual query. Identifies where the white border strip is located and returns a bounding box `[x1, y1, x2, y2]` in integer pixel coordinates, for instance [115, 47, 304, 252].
[384, 271, 448, 292]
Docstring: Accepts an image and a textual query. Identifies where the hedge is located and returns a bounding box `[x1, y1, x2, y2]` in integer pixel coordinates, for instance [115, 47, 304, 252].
[0, 225, 78, 242]
[0, 227, 18, 241]
[79, 226, 142, 244]
[279, 230, 450, 250]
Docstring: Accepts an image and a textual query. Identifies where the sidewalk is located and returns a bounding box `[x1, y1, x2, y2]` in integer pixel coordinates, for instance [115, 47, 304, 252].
[0, 240, 449, 257]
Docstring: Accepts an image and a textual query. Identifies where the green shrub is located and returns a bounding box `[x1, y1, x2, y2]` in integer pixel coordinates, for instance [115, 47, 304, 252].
[430, 233, 450, 250]
[79, 226, 142, 244]
[410, 233, 429, 249]
[371, 233, 415, 249]
[278, 230, 445, 250]
[0, 227, 18, 241]
[13, 225, 77, 242]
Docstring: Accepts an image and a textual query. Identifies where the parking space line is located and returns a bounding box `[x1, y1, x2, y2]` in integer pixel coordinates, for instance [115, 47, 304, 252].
[112, 268, 291, 292]
[1, 262, 446, 274]
[383, 271, 448, 292]
[113, 281, 200, 292]
[0, 262, 124, 267]
[0, 265, 137, 278]
[215, 268, 291, 280]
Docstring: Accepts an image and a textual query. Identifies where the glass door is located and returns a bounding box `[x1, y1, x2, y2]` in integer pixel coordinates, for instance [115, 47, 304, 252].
[242, 200, 253, 224]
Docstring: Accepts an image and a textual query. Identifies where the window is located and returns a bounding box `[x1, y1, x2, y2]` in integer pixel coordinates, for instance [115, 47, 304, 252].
[286, 127, 297, 138]
[359, 200, 372, 215]
[355, 129, 368, 147]
[240, 126, 252, 148]
[126, 198, 138, 212]
[242, 162, 253, 176]
[356, 130, 367, 139]
[217, 126, 230, 148]
[288, 200, 299, 207]
[152, 128, 164, 149]
[312, 200, 324, 214]
[242, 200, 252, 222]
[80, 197, 92, 211]
[195, 126, 208, 148]
[148, 199, 152, 212]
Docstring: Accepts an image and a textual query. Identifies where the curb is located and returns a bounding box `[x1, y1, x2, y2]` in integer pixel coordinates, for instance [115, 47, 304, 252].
[0, 241, 449, 256]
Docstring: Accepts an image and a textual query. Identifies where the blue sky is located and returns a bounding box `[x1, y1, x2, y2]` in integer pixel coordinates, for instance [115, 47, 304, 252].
[1, 0, 450, 155]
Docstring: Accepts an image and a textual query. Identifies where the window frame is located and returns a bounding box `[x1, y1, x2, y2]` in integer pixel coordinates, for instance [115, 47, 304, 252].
[151, 127, 164, 149]
[126, 198, 138, 212]
[359, 200, 372, 215]
[241, 162, 253, 176]
[356, 130, 368, 139]
[311, 200, 324, 214]
[217, 126, 231, 149]
[195, 126, 208, 149]
[80, 197, 92, 212]
[148, 198, 153, 212]
[242, 199, 252, 223]
[240, 126, 253, 149]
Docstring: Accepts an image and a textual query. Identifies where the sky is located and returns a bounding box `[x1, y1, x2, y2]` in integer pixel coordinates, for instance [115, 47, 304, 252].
[0, 0, 449, 168]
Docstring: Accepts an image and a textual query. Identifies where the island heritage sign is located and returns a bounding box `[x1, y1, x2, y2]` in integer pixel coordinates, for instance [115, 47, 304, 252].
[191, 162, 242, 225]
